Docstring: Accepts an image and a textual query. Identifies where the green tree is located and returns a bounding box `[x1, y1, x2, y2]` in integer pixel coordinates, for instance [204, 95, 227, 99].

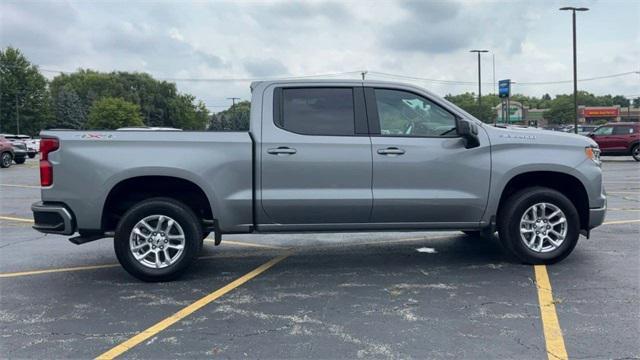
[444, 93, 496, 123]
[86, 97, 144, 129]
[0, 47, 52, 135]
[50, 70, 208, 130]
[209, 100, 251, 131]
[51, 88, 86, 129]
[611, 95, 629, 107]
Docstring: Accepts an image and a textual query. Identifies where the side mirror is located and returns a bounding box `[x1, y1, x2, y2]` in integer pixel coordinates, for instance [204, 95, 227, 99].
[457, 119, 480, 149]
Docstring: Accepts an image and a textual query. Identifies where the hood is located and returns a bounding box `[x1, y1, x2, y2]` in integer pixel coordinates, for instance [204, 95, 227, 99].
[485, 124, 598, 148]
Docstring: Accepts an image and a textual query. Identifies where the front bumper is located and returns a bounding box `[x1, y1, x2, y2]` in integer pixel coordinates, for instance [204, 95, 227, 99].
[588, 205, 606, 230]
[31, 201, 76, 235]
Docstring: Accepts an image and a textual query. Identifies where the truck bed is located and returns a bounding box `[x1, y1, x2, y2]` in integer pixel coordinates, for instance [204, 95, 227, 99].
[40, 130, 254, 233]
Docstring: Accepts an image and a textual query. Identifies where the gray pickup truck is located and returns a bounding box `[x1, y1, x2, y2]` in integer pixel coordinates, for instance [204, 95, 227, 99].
[32, 80, 606, 281]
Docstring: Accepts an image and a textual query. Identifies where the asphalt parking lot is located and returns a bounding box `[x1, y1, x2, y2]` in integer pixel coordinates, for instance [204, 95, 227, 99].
[1, 158, 638, 359]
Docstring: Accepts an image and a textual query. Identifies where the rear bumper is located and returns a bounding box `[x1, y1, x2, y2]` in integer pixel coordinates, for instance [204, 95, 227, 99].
[31, 201, 76, 235]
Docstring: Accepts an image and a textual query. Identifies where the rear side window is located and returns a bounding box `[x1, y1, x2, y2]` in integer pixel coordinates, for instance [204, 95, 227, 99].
[276, 88, 355, 136]
[613, 126, 634, 135]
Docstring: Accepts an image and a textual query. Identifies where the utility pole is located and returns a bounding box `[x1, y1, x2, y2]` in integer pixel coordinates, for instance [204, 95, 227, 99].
[361, 71, 368, 81]
[492, 54, 496, 94]
[226, 97, 241, 131]
[560, 6, 589, 134]
[470, 49, 489, 120]
[15, 93, 20, 134]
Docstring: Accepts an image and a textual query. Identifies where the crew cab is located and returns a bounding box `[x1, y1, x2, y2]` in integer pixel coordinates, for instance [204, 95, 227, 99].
[32, 80, 606, 281]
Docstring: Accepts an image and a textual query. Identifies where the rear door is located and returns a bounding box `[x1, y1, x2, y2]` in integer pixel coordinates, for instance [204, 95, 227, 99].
[611, 125, 635, 151]
[260, 86, 372, 225]
[366, 87, 491, 224]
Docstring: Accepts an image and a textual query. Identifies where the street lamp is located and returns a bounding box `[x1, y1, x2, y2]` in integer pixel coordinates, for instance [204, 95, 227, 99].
[559, 6, 589, 134]
[470, 49, 489, 121]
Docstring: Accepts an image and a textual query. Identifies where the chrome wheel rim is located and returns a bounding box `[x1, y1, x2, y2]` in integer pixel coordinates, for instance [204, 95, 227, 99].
[1, 154, 10, 167]
[633, 146, 640, 160]
[129, 215, 185, 269]
[519, 202, 567, 253]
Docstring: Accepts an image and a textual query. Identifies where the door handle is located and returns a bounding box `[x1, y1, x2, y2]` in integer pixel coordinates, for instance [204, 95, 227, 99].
[377, 147, 405, 155]
[267, 146, 297, 155]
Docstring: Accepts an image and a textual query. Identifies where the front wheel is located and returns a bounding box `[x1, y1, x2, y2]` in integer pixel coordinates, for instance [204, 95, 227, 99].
[0, 152, 12, 168]
[114, 198, 202, 282]
[498, 187, 580, 264]
[632, 144, 640, 162]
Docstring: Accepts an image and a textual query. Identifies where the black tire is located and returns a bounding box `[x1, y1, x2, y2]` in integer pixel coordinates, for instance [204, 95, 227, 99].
[28, 153, 36, 159]
[114, 197, 202, 282]
[14, 157, 26, 164]
[0, 152, 12, 168]
[632, 144, 640, 162]
[498, 187, 580, 264]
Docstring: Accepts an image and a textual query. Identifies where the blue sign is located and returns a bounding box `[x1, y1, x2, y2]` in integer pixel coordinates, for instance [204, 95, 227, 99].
[499, 79, 510, 98]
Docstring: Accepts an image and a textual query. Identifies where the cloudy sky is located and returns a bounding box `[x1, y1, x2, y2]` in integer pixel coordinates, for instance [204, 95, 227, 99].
[1, 0, 638, 111]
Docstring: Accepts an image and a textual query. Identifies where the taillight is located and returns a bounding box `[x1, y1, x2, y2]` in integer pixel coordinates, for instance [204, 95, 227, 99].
[40, 137, 59, 187]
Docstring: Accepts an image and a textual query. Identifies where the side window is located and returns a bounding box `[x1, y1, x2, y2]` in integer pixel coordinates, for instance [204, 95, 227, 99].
[374, 89, 457, 137]
[593, 126, 613, 135]
[277, 88, 355, 136]
[613, 126, 633, 135]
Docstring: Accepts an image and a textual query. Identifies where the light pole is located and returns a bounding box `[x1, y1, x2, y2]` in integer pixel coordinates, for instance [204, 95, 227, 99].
[470, 49, 489, 120]
[559, 6, 589, 134]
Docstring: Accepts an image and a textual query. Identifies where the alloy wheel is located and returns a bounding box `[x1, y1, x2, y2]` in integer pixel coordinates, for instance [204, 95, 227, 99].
[129, 214, 186, 269]
[519, 202, 568, 253]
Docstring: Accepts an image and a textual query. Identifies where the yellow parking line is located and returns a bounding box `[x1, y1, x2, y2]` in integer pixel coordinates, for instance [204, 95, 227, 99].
[0, 264, 120, 278]
[0, 215, 33, 223]
[95, 252, 291, 360]
[607, 208, 640, 211]
[603, 219, 640, 225]
[534, 265, 568, 360]
[0, 183, 40, 189]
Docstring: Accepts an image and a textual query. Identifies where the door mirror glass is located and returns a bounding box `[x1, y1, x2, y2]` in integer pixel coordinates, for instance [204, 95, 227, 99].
[456, 119, 480, 149]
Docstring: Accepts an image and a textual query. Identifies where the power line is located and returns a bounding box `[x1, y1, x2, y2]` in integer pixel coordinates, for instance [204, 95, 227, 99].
[6, 63, 638, 87]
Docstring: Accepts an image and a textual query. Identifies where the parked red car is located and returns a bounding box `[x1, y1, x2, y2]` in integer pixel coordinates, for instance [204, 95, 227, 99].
[0, 135, 15, 168]
[588, 122, 640, 161]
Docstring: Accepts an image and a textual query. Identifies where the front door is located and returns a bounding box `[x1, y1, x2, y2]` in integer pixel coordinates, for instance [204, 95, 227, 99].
[260, 86, 372, 225]
[366, 87, 491, 224]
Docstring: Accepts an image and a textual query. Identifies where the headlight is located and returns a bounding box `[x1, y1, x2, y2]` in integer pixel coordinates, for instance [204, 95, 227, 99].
[585, 146, 601, 166]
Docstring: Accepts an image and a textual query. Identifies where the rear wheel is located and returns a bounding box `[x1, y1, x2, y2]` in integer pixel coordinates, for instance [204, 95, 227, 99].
[632, 144, 640, 162]
[0, 152, 12, 168]
[114, 198, 202, 282]
[498, 187, 579, 264]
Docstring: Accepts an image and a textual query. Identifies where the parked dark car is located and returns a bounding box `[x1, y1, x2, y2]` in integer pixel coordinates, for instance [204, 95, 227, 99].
[1, 134, 37, 159]
[588, 122, 640, 161]
[0, 136, 15, 168]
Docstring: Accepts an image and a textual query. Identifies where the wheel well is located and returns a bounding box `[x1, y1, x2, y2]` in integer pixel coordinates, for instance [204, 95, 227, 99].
[102, 176, 214, 232]
[498, 171, 589, 230]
